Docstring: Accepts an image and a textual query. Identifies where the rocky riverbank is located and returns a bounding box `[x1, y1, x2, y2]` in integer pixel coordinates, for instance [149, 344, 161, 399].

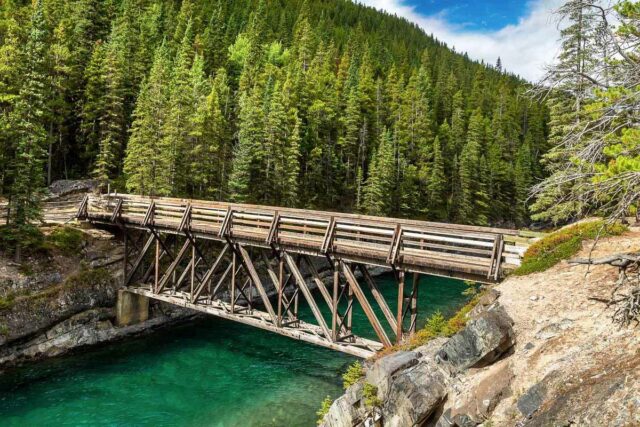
[0, 225, 198, 370]
[320, 226, 640, 426]
[0, 220, 384, 371]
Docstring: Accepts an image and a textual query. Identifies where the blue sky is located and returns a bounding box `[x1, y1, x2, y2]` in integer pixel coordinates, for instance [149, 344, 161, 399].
[412, 1, 530, 31]
[358, 0, 563, 81]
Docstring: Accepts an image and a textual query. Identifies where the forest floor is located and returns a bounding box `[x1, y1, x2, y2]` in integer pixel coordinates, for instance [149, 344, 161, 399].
[477, 224, 640, 425]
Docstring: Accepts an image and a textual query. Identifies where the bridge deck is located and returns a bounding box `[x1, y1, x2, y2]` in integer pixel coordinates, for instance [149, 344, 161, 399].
[81, 194, 535, 283]
[77, 193, 538, 357]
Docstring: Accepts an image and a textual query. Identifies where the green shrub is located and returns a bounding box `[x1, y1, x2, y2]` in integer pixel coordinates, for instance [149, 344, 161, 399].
[0, 323, 8, 336]
[45, 226, 85, 255]
[316, 396, 332, 425]
[514, 220, 627, 276]
[64, 267, 112, 289]
[0, 225, 45, 256]
[363, 383, 382, 408]
[374, 290, 485, 359]
[0, 294, 15, 311]
[342, 361, 364, 389]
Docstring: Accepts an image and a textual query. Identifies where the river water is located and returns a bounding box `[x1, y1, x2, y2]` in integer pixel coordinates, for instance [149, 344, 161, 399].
[0, 273, 469, 426]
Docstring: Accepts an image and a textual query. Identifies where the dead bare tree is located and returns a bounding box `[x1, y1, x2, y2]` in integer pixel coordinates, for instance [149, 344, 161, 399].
[570, 253, 640, 326]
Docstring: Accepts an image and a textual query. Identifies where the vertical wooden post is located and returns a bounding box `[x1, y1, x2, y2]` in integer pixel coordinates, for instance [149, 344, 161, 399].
[294, 283, 299, 322]
[190, 244, 195, 301]
[346, 280, 353, 338]
[154, 238, 160, 293]
[277, 255, 284, 327]
[231, 251, 236, 314]
[331, 259, 339, 341]
[410, 273, 420, 336]
[396, 270, 405, 344]
[122, 227, 128, 287]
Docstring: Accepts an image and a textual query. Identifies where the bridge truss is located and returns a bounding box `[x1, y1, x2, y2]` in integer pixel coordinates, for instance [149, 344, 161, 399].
[79, 194, 533, 358]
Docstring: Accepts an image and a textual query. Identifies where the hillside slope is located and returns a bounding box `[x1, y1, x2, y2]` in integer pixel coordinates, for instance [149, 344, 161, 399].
[0, 0, 547, 226]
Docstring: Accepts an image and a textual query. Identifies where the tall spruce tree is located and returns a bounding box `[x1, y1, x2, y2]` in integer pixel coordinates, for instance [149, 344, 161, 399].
[123, 42, 172, 196]
[8, 0, 49, 259]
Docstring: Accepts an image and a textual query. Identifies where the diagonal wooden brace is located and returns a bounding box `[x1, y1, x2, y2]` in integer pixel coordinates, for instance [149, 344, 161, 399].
[237, 245, 278, 324]
[341, 261, 392, 348]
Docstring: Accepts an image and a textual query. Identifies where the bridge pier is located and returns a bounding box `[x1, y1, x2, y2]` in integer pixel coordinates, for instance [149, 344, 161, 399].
[116, 289, 149, 326]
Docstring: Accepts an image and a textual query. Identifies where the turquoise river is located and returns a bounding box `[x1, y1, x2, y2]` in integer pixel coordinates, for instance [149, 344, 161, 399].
[0, 273, 469, 426]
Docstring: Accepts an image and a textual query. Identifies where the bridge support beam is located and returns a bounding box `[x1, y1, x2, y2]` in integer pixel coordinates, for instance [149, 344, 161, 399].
[116, 289, 149, 326]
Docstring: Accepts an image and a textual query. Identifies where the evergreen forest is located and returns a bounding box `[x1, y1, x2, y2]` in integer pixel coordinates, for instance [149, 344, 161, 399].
[0, 0, 550, 233]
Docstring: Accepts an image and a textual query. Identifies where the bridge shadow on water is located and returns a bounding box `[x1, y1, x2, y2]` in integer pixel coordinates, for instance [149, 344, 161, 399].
[0, 273, 469, 427]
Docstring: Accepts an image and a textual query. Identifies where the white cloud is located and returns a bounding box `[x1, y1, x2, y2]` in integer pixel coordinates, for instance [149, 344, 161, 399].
[356, 0, 564, 82]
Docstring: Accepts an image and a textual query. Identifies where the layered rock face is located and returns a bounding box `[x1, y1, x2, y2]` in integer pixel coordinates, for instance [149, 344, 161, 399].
[0, 226, 197, 369]
[320, 228, 640, 427]
[321, 297, 516, 427]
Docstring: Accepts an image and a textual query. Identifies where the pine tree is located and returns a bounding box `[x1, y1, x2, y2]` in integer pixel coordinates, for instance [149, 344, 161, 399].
[363, 128, 395, 216]
[93, 35, 127, 185]
[427, 136, 447, 220]
[0, 17, 21, 195]
[514, 140, 533, 225]
[191, 67, 229, 199]
[457, 109, 489, 225]
[124, 42, 172, 196]
[8, 0, 49, 259]
[229, 84, 265, 203]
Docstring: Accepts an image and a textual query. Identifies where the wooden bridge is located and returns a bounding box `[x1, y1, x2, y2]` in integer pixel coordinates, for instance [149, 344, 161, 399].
[78, 193, 535, 358]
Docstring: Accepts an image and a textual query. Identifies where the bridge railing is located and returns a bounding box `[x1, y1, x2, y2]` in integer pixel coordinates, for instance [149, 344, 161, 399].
[82, 193, 536, 282]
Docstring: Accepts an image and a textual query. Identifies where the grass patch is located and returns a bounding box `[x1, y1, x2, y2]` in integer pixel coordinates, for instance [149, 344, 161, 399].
[63, 266, 112, 290]
[316, 396, 332, 425]
[0, 294, 15, 311]
[45, 226, 85, 255]
[373, 291, 484, 360]
[342, 361, 364, 389]
[0, 323, 8, 336]
[513, 220, 627, 276]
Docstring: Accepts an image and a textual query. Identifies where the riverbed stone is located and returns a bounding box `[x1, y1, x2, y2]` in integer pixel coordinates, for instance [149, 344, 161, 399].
[436, 305, 515, 371]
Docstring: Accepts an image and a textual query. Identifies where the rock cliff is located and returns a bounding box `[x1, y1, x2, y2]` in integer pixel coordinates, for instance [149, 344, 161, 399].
[320, 226, 640, 426]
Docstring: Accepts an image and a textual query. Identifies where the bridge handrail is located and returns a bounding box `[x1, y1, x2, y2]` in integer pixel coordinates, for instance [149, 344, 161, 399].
[83, 193, 537, 282]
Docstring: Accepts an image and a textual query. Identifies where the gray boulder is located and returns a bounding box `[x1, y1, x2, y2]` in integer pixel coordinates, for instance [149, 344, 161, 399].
[366, 350, 419, 399]
[436, 305, 515, 371]
[382, 358, 448, 427]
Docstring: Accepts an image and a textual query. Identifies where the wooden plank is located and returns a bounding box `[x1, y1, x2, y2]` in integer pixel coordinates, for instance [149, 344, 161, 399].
[341, 261, 392, 348]
[125, 233, 155, 286]
[387, 224, 403, 265]
[284, 253, 332, 340]
[410, 273, 420, 335]
[125, 287, 379, 358]
[494, 235, 505, 281]
[358, 264, 398, 334]
[396, 271, 405, 344]
[331, 259, 339, 341]
[266, 211, 280, 244]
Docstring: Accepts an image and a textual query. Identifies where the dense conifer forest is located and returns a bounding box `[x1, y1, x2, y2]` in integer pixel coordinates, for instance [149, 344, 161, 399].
[0, 0, 549, 231]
